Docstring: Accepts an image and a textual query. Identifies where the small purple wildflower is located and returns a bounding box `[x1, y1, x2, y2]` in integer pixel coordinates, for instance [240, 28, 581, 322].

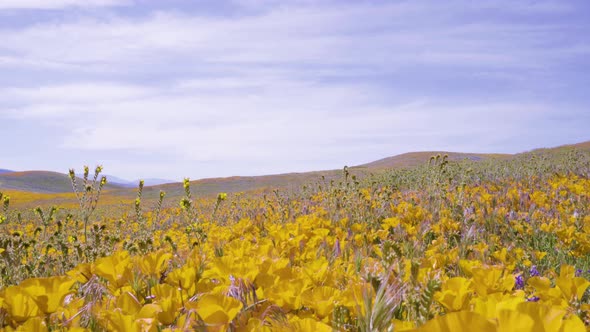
[527, 296, 540, 302]
[576, 269, 583, 277]
[530, 265, 540, 277]
[515, 275, 525, 290]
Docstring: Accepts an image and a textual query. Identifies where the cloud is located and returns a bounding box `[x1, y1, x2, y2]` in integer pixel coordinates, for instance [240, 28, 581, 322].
[0, 0, 131, 10]
[3, 78, 573, 169]
[0, 0, 588, 178]
[0, 1, 584, 73]
[4, 83, 151, 104]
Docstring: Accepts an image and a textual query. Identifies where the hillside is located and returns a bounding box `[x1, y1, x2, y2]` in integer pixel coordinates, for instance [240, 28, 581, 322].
[146, 169, 364, 199]
[136, 139, 590, 200]
[527, 140, 590, 154]
[105, 175, 175, 187]
[0, 171, 125, 193]
[2, 140, 589, 204]
[357, 151, 511, 170]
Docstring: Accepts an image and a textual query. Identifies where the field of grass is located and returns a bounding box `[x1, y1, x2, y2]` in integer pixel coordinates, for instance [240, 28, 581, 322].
[0, 143, 589, 331]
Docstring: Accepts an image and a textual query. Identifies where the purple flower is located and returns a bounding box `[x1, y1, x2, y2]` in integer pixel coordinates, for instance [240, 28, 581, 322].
[527, 296, 540, 302]
[575, 269, 583, 277]
[530, 265, 540, 277]
[515, 275, 525, 290]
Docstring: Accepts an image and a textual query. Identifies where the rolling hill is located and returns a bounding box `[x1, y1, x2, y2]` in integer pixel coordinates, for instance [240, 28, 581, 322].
[527, 140, 590, 154]
[357, 151, 511, 170]
[0, 171, 126, 193]
[105, 175, 176, 188]
[145, 169, 354, 199]
[141, 140, 590, 199]
[2, 140, 589, 200]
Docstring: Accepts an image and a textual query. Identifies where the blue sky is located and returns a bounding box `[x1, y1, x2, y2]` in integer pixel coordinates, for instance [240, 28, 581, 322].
[0, 0, 589, 181]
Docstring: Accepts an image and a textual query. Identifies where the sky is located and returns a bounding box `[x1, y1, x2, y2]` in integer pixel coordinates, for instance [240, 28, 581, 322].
[0, 0, 589, 181]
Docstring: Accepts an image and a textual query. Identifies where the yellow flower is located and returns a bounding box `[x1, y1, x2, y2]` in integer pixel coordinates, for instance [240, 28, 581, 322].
[556, 265, 590, 302]
[15, 316, 48, 332]
[434, 277, 473, 312]
[382, 217, 401, 230]
[265, 278, 308, 311]
[67, 263, 92, 283]
[472, 266, 514, 297]
[166, 264, 198, 296]
[193, 293, 243, 330]
[2, 286, 41, 323]
[116, 291, 142, 315]
[288, 317, 332, 332]
[93, 250, 133, 289]
[104, 309, 156, 332]
[301, 286, 339, 318]
[136, 250, 172, 277]
[497, 301, 585, 332]
[410, 311, 495, 332]
[152, 284, 183, 325]
[18, 276, 76, 314]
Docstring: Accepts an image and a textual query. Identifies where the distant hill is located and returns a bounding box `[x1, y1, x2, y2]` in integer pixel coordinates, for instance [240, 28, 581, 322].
[571, 141, 590, 151]
[141, 178, 176, 186]
[2, 140, 589, 197]
[148, 140, 589, 197]
[527, 140, 590, 154]
[0, 169, 14, 174]
[148, 169, 351, 199]
[357, 151, 511, 170]
[0, 171, 126, 193]
[105, 175, 175, 188]
[103, 175, 137, 188]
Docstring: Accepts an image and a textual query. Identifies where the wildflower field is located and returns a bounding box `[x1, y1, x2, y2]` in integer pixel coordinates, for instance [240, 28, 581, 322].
[1, 148, 590, 331]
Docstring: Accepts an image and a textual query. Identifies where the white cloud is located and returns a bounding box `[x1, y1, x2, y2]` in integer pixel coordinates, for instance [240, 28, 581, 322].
[2, 78, 562, 171]
[4, 83, 152, 104]
[0, 0, 130, 10]
[0, 1, 582, 72]
[0, 0, 587, 178]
